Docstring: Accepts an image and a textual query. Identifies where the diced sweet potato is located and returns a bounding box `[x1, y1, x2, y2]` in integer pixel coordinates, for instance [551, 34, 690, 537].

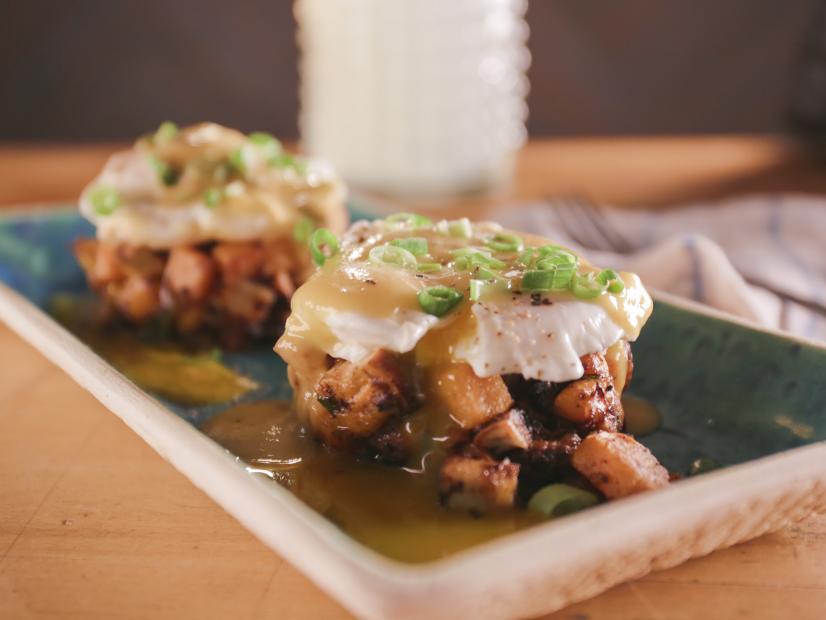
[571, 431, 669, 499]
[163, 246, 215, 302]
[312, 350, 415, 448]
[113, 276, 161, 322]
[554, 353, 623, 432]
[212, 242, 265, 284]
[439, 451, 520, 513]
[430, 363, 513, 429]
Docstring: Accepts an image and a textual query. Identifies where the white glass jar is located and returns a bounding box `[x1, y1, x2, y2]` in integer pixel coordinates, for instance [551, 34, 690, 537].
[295, 0, 530, 198]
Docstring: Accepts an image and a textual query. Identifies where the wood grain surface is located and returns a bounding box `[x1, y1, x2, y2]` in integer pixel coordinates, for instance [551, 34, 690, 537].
[2, 137, 826, 619]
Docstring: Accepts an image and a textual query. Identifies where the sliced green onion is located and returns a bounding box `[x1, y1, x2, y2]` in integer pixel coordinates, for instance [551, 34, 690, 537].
[369, 244, 417, 269]
[248, 132, 282, 165]
[418, 286, 463, 317]
[522, 267, 575, 291]
[203, 187, 224, 208]
[469, 279, 485, 301]
[293, 215, 315, 243]
[390, 237, 428, 256]
[451, 248, 506, 271]
[469, 277, 509, 301]
[416, 262, 442, 273]
[436, 217, 473, 238]
[597, 268, 625, 294]
[517, 248, 536, 266]
[154, 121, 178, 144]
[148, 155, 179, 186]
[572, 272, 608, 299]
[528, 484, 600, 518]
[386, 212, 432, 229]
[309, 228, 339, 266]
[229, 148, 246, 174]
[486, 232, 524, 253]
[89, 185, 121, 215]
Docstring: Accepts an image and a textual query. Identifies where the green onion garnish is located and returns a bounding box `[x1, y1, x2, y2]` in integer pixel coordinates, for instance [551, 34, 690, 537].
[469, 277, 509, 301]
[522, 267, 575, 291]
[89, 185, 121, 215]
[148, 155, 179, 186]
[154, 121, 178, 144]
[249, 132, 283, 165]
[386, 213, 432, 229]
[416, 262, 442, 273]
[390, 237, 428, 256]
[487, 232, 524, 253]
[369, 244, 417, 269]
[418, 285, 463, 317]
[293, 215, 315, 243]
[229, 148, 246, 175]
[527, 484, 599, 518]
[451, 248, 506, 270]
[597, 268, 625, 294]
[517, 248, 536, 266]
[436, 218, 472, 238]
[203, 187, 224, 208]
[571, 272, 607, 299]
[309, 228, 339, 266]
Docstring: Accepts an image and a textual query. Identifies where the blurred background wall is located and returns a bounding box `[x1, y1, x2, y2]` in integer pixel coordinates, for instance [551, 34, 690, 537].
[0, 0, 820, 141]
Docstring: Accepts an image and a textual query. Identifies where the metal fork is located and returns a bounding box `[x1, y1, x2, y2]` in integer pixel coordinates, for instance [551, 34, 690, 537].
[548, 195, 637, 254]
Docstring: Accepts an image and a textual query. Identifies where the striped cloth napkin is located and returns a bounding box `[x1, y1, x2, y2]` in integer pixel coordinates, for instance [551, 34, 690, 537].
[494, 194, 826, 341]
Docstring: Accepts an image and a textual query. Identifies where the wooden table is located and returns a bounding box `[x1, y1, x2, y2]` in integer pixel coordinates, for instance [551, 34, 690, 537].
[2, 137, 826, 619]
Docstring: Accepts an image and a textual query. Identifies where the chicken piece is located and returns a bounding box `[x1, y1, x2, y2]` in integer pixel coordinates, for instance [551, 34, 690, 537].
[214, 280, 276, 326]
[163, 246, 215, 302]
[605, 339, 634, 395]
[510, 431, 582, 492]
[473, 409, 532, 454]
[439, 450, 520, 513]
[115, 245, 165, 279]
[91, 241, 124, 286]
[367, 415, 422, 464]
[554, 352, 623, 432]
[312, 350, 416, 448]
[73, 238, 99, 281]
[113, 276, 161, 322]
[262, 239, 301, 298]
[571, 431, 669, 499]
[212, 242, 265, 284]
[430, 363, 513, 429]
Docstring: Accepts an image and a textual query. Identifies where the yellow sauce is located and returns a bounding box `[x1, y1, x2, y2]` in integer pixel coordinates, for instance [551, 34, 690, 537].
[622, 395, 662, 436]
[52, 294, 257, 406]
[200, 401, 541, 563]
[98, 339, 257, 406]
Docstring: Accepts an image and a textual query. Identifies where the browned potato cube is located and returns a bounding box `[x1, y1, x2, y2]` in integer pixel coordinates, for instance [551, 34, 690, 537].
[571, 431, 669, 499]
[429, 363, 513, 429]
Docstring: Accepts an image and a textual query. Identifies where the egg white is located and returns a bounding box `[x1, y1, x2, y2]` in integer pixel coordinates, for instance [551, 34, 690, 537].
[321, 295, 629, 383]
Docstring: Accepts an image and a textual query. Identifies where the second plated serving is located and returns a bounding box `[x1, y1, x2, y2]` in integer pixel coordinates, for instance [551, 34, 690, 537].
[276, 214, 665, 523]
[73, 122, 347, 345]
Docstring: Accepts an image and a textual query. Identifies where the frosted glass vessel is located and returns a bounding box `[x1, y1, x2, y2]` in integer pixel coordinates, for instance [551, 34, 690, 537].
[295, 0, 530, 198]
